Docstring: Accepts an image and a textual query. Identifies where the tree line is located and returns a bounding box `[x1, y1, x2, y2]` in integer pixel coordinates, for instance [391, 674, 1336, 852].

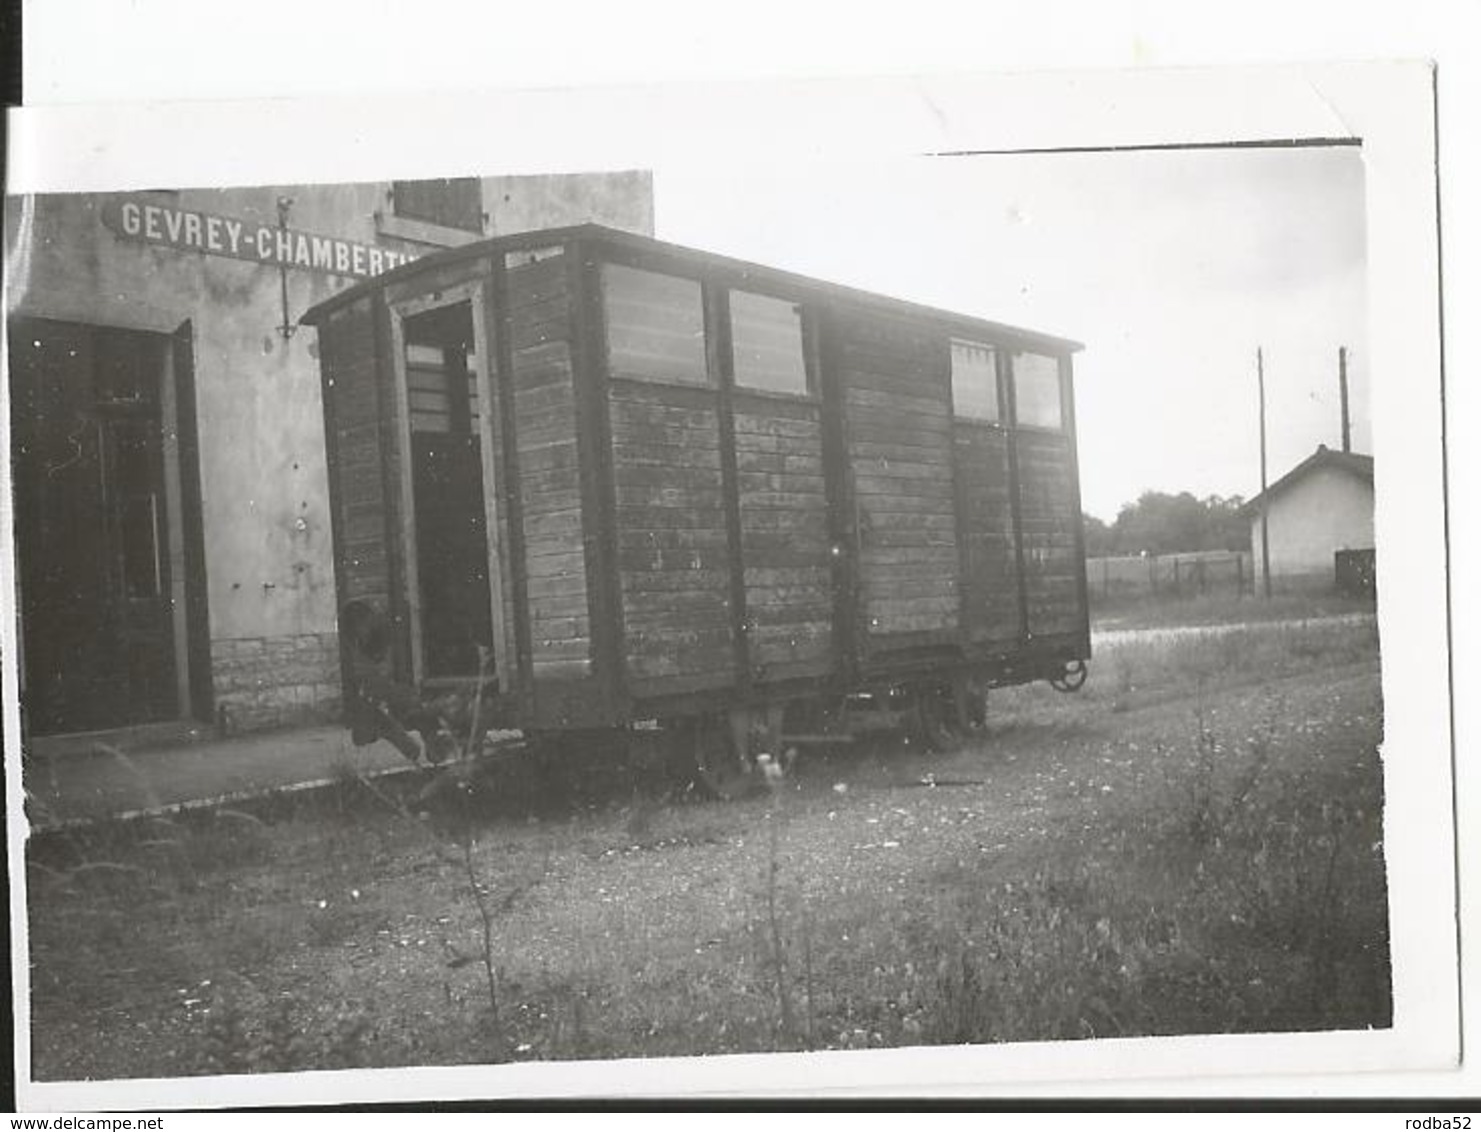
[1083, 491, 1251, 558]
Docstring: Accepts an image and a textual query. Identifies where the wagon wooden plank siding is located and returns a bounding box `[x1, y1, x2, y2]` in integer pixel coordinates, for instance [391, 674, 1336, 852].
[954, 417, 1020, 646]
[732, 389, 833, 684]
[304, 224, 1089, 788]
[608, 380, 734, 694]
[835, 312, 961, 655]
[1017, 428, 1082, 636]
[505, 251, 592, 689]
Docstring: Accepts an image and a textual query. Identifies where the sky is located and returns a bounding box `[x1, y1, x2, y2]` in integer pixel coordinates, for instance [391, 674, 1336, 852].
[651, 146, 1370, 521]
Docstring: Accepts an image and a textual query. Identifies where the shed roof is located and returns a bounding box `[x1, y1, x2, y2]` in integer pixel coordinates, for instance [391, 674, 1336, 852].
[300, 223, 1083, 353]
[1243, 445, 1374, 513]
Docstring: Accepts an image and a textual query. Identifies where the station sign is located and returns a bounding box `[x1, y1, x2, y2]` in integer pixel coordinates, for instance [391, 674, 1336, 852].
[101, 196, 418, 280]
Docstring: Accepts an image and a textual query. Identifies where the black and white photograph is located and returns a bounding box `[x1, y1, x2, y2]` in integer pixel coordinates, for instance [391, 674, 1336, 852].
[2, 47, 1460, 1107]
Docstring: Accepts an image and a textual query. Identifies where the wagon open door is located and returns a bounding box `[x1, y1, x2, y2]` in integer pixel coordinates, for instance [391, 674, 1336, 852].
[317, 262, 515, 725]
[384, 276, 512, 693]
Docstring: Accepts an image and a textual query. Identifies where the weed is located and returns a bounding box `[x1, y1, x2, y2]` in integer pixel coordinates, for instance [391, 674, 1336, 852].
[913, 872, 1148, 1044]
[331, 657, 548, 1064]
[100, 743, 165, 812]
[1185, 709, 1227, 848]
[899, 691, 1387, 1045]
[189, 810, 275, 871]
[746, 779, 824, 1052]
[307, 896, 369, 948]
[252, 994, 308, 1073]
[762, 810, 795, 1043]
[1109, 655, 1137, 712]
[325, 1004, 374, 1069]
[189, 975, 376, 1076]
[197, 980, 252, 1075]
[801, 909, 817, 1050]
[458, 831, 505, 1057]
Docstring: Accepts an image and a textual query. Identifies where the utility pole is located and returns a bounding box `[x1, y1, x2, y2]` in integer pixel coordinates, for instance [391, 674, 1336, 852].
[1258, 346, 1271, 599]
[1339, 345, 1351, 453]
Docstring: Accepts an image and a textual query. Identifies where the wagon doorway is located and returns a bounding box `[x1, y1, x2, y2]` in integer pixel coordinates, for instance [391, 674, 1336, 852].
[392, 291, 507, 687]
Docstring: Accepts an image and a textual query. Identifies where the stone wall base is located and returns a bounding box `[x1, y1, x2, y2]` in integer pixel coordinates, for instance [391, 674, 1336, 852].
[212, 633, 342, 734]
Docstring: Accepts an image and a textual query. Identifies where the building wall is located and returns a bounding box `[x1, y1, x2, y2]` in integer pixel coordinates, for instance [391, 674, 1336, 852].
[1251, 466, 1374, 587]
[7, 174, 653, 733]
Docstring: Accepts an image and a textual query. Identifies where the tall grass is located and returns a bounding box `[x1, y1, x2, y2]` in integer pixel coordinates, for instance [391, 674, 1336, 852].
[907, 730, 1388, 1042]
[1092, 588, 1376, 632]
[1087, 616, 1379, 712]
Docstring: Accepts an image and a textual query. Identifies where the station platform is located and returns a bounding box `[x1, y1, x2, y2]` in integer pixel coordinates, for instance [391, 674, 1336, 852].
[17, 721, 414, 830]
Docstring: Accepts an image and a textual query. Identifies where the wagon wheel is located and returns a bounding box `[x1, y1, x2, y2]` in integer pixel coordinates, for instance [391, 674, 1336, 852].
[1049, 659, 1089, 693]
[688, 712, 760, 801]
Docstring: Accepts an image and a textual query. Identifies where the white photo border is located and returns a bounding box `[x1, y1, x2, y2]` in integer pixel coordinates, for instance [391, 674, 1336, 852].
[3, 61, 1456, 1105]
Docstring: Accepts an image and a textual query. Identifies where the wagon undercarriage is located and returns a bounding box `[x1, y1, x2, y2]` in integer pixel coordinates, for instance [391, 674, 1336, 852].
[346, 627, 1089, 800]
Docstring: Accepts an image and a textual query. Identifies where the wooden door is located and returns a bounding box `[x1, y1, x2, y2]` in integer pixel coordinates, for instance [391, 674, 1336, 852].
[11, 319, 178, 733]
[1008, 351, 1083, 639]
[950, 341, 1023, 646]
[834, 312, 962, 656]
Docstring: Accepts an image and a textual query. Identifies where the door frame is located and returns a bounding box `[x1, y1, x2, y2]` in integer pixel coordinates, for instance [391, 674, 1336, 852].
[386, 279, 509, 691]
[171, 319, 215, 724]
[8, 313, 213, 734]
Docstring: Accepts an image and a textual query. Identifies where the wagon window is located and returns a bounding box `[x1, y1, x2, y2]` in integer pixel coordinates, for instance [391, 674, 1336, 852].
[1013, 352, 1063, 430]
[729, 290, 809, 395]
[950, 338, 1000, 422]
[602, 263, 709, 385]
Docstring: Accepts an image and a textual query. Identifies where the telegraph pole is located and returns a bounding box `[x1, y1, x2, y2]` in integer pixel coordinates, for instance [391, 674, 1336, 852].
[1339, 345, 1351, 453]
[1258, 346, 1271, 598]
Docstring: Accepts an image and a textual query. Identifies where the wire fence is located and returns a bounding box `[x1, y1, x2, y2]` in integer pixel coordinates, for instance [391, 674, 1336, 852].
[1086, 551, 1254, 600]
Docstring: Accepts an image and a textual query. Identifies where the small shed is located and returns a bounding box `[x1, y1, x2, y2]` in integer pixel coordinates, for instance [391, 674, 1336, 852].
[1246, 445, 1375, 591]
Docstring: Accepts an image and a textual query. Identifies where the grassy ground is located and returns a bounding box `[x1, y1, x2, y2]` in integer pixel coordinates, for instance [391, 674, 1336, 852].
[1091, 606, 1380, 710]
[24, 615, 1388, 1079]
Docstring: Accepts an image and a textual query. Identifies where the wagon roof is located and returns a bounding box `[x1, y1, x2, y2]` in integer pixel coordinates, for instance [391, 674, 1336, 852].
[300, 223, 1083, 352]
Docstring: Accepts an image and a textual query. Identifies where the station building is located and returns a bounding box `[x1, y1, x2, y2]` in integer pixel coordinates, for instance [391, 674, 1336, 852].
[1246, 443, 1376, 593]
[5, 173, 654, 739]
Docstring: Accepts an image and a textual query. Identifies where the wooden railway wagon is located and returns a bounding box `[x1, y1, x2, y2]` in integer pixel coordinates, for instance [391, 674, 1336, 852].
[303, 224, 1089, 795]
